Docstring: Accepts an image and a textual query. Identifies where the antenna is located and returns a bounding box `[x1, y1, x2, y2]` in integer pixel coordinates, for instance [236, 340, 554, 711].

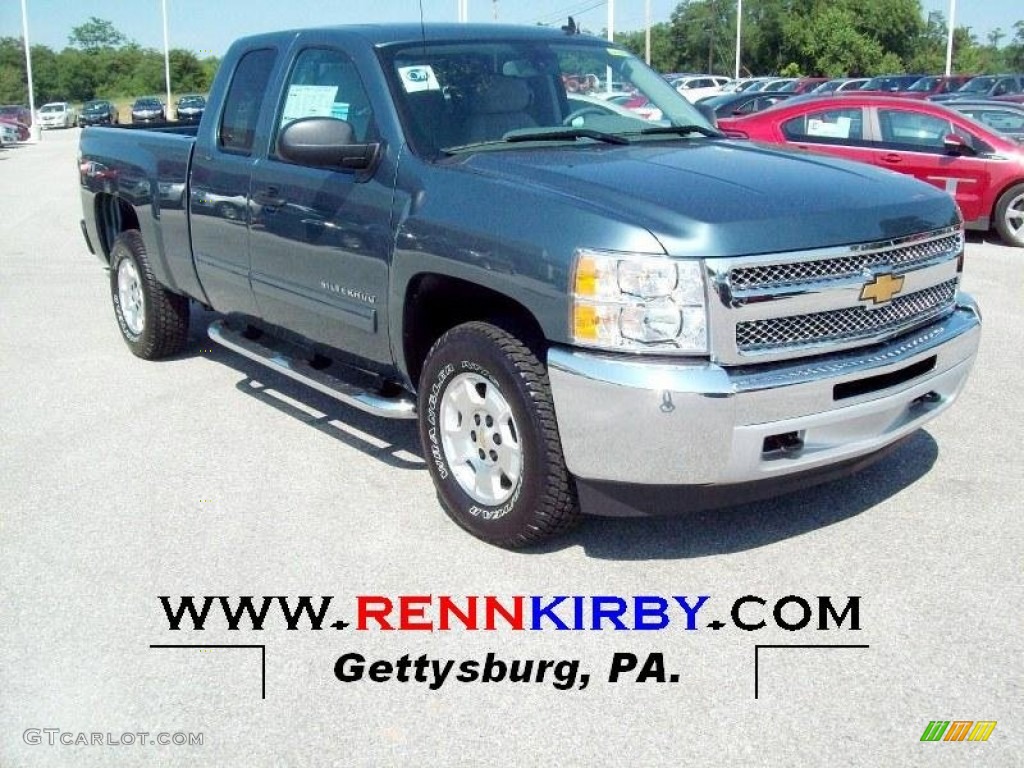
[561, 17, 578, 35]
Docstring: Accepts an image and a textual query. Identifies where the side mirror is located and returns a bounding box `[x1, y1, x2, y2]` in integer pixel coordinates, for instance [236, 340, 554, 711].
[277, 117, 380, 171]
[942, 132, 975, 155]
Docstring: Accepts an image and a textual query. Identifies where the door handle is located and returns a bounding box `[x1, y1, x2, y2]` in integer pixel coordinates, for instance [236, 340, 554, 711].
[880, 153, 902, 164]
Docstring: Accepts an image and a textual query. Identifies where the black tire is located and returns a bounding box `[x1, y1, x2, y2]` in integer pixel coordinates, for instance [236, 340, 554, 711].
[109, 230, 189, 359]
[418, 322, 581, 548]
[994, 183, 1024, 247]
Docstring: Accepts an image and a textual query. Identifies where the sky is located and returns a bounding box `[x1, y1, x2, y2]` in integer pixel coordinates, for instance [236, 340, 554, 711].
[0, 0, 1021, 59]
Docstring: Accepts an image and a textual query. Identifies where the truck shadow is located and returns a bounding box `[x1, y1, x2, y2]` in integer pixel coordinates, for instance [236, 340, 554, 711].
[560, 429, 938, 560]
[181, 308, 423, 470]
[180, 307, 939, 557]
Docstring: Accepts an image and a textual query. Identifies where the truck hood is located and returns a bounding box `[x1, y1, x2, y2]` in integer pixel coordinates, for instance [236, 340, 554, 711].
[452, 139, 958, 257]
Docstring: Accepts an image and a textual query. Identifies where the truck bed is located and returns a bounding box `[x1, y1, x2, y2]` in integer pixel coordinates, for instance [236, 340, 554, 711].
[79, 125, 204, 301]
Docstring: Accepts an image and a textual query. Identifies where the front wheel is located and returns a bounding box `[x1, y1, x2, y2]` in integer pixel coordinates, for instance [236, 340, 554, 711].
[418, 322, 580, 548]
[109, 230, 190, 359]
[994, 183, 1024, 247]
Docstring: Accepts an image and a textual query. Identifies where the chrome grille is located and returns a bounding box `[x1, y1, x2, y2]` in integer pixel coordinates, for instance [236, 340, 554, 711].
[729, 233, 961, 291]
[736, 280, 958, 352]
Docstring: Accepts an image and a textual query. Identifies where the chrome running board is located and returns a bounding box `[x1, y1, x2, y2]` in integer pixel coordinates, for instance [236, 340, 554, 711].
[208, 319, 417, 420]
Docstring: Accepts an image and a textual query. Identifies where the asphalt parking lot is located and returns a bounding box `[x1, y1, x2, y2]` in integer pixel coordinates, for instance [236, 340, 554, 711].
[1, 127, 1021, 766]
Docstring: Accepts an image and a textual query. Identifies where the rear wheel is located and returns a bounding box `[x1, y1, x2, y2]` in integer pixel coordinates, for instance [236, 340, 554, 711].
[418, 322, 580, 548]
[994, 183, 1024, 247]
[109, 230, 189, 359]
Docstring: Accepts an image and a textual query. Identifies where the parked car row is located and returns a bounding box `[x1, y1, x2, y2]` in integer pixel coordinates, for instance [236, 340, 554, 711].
[2, 95, 208, 134]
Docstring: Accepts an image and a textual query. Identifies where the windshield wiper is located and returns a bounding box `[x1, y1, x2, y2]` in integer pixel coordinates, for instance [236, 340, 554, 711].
[504, 127, 631, 145]
[639, 124, 721, 138]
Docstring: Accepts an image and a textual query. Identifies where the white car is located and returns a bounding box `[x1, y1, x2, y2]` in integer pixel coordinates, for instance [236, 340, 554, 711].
[672, 75, 731, 103]
[37, 102, 77, 129]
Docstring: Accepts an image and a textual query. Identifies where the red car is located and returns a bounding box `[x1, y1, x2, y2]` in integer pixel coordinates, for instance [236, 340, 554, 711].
[718, 95, 1024, 246]
[0, 117, 29, 142]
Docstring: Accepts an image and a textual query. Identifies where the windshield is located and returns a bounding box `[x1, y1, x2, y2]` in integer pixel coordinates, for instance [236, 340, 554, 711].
[179, 97, 204, 107]
[40, 104, 65, 113]
[135, 100, 160, 109]
[379, 36, 713, 156]
[959, 77, 996, 93]
[907, 77, 938, 92]
[84, 101, 108, 112]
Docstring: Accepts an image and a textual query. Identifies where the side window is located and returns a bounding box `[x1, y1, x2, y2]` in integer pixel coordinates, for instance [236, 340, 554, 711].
[782, 108, 864, 144]
[974, 109, 1024, 134]
[276, 48, 376, 152]
[219, 48, 277, 155]
[876, 109, 952, 151]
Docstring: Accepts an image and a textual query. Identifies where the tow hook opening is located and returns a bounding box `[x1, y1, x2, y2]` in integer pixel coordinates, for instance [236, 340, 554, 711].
[910, 390, 942, 409]
[762, 431, 805, 458]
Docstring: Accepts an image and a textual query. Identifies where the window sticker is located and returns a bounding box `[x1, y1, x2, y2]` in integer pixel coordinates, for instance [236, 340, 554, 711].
[807, 116, 851, 139]
[398, 65, 441, 93]
[282, 84, 339, 126]
[330, 102, 350, 121]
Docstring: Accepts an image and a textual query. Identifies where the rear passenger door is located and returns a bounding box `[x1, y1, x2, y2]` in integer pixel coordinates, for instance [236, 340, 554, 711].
[248, 42, 396, 366]
[191, 47, 279, 316]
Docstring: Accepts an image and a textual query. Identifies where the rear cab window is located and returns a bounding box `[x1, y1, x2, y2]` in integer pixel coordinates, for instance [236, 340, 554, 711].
[219, 48, 278, 155]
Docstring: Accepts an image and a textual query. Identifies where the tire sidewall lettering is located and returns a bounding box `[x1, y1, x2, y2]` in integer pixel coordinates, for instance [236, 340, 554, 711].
[426, 362, 455, 480]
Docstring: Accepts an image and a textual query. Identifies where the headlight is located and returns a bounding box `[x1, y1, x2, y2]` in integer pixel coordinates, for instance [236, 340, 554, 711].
[571, 249, 708, 354]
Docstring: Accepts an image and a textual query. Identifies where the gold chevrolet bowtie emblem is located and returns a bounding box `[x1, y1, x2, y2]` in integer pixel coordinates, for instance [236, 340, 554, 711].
[860, 273, 905, 305]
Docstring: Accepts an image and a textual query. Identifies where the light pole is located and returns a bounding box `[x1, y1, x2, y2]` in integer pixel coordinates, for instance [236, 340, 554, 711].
[162, 0, 172, 115]
[734, 0, 742, 80]
[645, 0, 651, 65]
[607, 0, 615, 92]
[20, 0, 39, 141]
[945, 0, 956, 76]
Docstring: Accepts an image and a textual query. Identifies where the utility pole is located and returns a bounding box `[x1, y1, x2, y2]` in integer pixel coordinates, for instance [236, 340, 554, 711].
[493, 0, 498, 21]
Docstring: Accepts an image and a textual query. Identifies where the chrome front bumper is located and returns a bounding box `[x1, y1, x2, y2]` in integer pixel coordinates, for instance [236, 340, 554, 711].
[547, 296, 981, 489]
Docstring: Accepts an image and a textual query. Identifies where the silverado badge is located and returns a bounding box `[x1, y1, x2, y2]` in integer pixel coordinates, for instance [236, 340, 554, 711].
[859, 273, 905, 306]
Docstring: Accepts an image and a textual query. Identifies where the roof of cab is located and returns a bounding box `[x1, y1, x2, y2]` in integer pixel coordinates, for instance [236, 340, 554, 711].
[233, 22, 608, 49]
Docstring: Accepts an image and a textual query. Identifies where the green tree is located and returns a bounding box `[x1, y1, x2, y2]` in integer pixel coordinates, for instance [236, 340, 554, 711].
[785, 6, 885, 76]
[68, 17, 127, 51]
[1007, 21, 1024, 70]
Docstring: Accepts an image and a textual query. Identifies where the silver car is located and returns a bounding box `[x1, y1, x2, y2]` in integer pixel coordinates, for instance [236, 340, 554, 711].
[37, 102, 76, 129]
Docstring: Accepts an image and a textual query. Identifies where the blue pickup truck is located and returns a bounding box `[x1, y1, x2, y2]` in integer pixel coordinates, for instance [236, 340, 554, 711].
[79, 23, 981, 547]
